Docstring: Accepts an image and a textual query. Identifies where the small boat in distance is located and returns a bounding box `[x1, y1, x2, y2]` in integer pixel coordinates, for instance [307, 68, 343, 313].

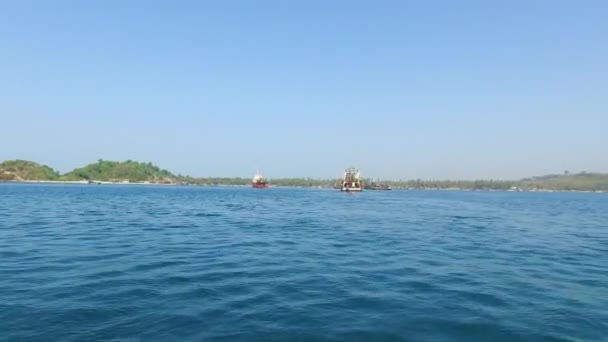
[341, 167, 363, 192]
[364, 180, 392, 190]
[252, 171, 268, 188]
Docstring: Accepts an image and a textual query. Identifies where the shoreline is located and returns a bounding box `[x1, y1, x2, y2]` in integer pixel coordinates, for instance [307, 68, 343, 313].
[1, 180, 605, 193]
[3, 160, 607, 193]
[3, 180, 177, 186]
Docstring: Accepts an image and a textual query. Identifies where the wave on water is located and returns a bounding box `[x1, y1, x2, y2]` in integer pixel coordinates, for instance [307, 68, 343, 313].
[1, 184, 607, 341]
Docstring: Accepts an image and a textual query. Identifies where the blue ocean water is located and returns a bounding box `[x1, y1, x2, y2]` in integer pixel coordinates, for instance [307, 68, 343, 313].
[0, 184, 606, 341]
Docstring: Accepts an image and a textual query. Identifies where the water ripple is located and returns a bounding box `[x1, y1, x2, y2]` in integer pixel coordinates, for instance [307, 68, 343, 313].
[1, 184, 607, 341]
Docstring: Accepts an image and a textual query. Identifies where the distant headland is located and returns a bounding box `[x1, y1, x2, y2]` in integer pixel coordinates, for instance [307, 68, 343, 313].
[1, 159, 607, 192]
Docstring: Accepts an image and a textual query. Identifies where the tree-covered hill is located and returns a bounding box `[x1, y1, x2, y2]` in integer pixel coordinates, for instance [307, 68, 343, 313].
[62, 160, 176, 183]
[0, 160, 60, 181]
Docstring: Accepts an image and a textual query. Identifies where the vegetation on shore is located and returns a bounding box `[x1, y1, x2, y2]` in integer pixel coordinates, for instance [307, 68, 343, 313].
[177, 174, 608, 191]
[1, 159, 607, 191]
[62, 160, 175, 183]
[0, 160, 60, 181]
[367, 173, 608, 191]
[177, 176, 337, 188]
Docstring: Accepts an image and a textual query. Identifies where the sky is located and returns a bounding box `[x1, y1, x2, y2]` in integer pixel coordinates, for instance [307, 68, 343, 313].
[1, 1, 607, 179]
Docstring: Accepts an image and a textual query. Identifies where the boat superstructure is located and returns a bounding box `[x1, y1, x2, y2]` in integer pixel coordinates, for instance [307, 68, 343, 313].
[252, 170, 268, 188]
[340, 167, 363, 192]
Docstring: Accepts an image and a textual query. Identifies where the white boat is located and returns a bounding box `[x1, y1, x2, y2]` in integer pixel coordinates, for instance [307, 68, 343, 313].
[340, 167, 362, 192]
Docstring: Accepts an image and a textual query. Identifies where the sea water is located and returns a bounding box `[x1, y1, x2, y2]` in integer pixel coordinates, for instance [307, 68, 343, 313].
[1, 184, 606, 341]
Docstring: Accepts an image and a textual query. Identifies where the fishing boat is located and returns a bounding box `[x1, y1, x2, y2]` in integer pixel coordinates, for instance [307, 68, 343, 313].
[252, 171, 268, 188]
[340, 167, 363, 192]
[364, 180, 392, 190]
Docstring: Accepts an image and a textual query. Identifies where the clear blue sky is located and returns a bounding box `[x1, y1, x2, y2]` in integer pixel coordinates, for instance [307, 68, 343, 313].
[1, 1, 607, 179]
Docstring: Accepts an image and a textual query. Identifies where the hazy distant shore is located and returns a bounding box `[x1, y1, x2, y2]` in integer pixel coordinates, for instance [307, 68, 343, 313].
[2, 159, 608, 192]
[2, 179, 606, 193]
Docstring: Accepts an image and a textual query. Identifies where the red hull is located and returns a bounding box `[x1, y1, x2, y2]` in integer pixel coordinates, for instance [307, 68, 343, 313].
[252, 183, 268, 188]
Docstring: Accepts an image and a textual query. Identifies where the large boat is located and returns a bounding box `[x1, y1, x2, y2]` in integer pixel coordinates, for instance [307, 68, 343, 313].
[252, 171, 268, 188]
[340, 167, 363, 192]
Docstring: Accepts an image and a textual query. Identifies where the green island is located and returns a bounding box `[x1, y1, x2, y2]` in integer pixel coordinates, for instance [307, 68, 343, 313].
[0, 160, 61, 181]
[1, 159, 607, 191]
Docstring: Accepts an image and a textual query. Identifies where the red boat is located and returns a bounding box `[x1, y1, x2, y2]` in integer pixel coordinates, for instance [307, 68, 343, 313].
[252, 171, 268, 188]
